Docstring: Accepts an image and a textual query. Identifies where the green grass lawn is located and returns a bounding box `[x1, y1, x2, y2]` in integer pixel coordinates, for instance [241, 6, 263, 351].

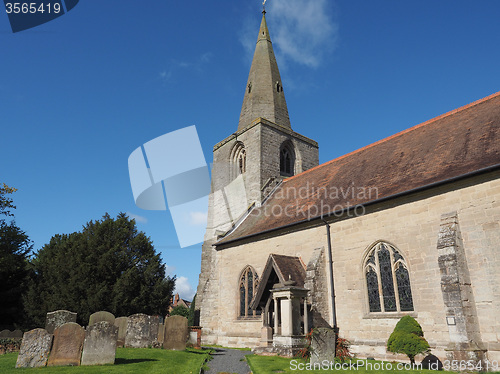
[246, 355, 500, 374]
[0, 347, 211, 374]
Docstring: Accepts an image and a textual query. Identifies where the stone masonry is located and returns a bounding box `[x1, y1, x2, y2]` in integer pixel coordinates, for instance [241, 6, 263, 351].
[437, 211, 486, 364]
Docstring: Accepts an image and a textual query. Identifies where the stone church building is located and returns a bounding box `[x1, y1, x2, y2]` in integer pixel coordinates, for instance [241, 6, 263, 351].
[196, 11, 500, 363]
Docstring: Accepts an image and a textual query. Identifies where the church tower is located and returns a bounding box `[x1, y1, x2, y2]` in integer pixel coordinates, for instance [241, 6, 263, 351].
[196, 10, 318, 342]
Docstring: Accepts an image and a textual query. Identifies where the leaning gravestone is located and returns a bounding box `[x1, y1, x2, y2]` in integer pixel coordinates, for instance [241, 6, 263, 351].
[47, 322, 85, 366]
[15, 329, 53, 368]
[114, 317, 128, 348]
[45, 310, 77, 334]
[163, 315, 188, 350]
[88, 311, 115, 327]
[125, 313, 151, 348]
[310, 327, 337, 366]
[81, 321, 118, 366]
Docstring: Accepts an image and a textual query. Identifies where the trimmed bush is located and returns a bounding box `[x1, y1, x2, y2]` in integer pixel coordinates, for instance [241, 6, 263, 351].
[387, 316, 430, 364]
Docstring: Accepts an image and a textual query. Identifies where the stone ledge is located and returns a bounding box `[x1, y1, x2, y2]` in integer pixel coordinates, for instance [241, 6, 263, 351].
[362, 311, 418, 319]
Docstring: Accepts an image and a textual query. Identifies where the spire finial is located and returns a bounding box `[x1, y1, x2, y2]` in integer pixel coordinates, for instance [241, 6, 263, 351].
[262, 0, 267, 14]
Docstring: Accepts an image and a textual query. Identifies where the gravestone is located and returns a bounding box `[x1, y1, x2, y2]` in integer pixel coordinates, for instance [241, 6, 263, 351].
[149, 315, 160, 344]
[114, 317, 128, 348]
[11, 329, 23, 338]
[125, 313, 151, 348]
[157, 323, 165, 344]
[163, 315, 188, 350]
[421, 354, 444, 370]
[189, 330, 198, 345]
[88, 311, 115, 327]
[310, 327, 337, 366]
[81, 321, 118, 366]
[15, 329, 53, 368]
[0, 329, 9, 337]
[45, 310, 77, 334]
[47, 322, 85, 366]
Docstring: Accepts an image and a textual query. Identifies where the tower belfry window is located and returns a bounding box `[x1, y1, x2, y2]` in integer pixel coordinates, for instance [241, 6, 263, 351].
[231, 142, 246, 178]
[280, 144, 294, 177]
[238, 149, 246, 174]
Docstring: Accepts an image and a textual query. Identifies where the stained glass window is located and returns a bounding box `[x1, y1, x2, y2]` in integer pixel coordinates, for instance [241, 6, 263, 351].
[393, 248, 403, 263]
[395, 263, 414, 311]
[239, 276, 246, 317]
[367, 252, 376, 266]
[364, 242, 414, 313]
[378, 245, 397, 312]
[366, 267, 381, 312]
[239, 266, 259, 317]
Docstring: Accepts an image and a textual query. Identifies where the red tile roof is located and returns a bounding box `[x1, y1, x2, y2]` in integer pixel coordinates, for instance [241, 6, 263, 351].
[217, 91, 500, 245]
[250, 254, 306, 310]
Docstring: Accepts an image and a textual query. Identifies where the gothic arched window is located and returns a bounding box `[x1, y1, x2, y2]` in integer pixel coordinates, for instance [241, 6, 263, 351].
[231, 142, 246, 178]
[280, 143, 294, 177]
[364, 242, 414, 313]
[239, 266, 259, 317]
[238, 149, 246, 174]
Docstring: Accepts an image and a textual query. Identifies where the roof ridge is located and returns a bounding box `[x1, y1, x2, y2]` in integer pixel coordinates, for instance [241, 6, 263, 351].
[283, 90, 500, 183]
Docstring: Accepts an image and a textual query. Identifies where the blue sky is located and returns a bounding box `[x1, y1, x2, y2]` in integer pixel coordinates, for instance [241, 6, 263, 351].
[2, 0, 500, 301]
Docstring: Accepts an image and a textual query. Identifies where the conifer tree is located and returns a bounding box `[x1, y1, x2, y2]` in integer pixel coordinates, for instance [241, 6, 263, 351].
[0, 183, 32, 329]
[387, 315, 430, 364]
[24, 213, 175, 327]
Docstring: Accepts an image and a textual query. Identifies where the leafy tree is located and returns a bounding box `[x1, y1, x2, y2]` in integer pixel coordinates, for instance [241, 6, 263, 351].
[170, 305, 190, 319]
[387, 315, 430, 364]
[0, 183, 32, 330]
[24, 213, 175, 328]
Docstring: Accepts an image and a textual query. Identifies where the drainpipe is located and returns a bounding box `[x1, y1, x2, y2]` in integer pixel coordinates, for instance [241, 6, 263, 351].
[321, 219, 338, 338]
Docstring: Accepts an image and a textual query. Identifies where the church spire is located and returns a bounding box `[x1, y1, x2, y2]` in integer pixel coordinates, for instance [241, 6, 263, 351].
[238, 11, 291, 131]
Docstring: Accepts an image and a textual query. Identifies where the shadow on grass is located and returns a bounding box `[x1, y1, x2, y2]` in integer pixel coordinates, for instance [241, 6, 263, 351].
[115, 358, 159, 365]
[187, 349, 214, 355]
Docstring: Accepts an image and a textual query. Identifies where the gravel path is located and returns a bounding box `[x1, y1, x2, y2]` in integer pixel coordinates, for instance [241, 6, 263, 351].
[203, 347, 252, 374]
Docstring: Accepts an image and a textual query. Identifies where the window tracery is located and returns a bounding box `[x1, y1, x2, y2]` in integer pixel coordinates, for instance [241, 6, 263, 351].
[239, 266, 259, 317]
[364, 242, 414, 313]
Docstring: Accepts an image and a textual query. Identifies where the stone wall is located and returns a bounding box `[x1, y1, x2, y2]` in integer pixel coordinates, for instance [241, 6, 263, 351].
[197, 118, 318, 341]
[304, 247, 331, 328]
[199, 172, 500, 363]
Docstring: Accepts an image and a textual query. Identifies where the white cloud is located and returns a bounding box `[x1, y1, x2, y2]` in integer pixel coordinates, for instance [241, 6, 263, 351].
[126, 212, 148, 223]
[241, 0, 338, 68]
[174, 276, 196, 301]
[159, 52, 213, 83]
[159, 70, 172, 82]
